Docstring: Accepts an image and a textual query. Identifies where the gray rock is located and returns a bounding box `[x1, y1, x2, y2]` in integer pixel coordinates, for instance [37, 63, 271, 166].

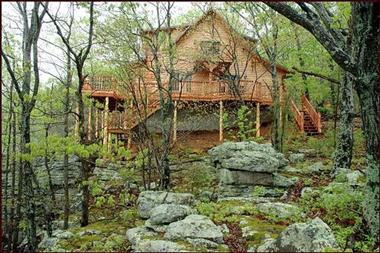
[257, 217, 338, 252]
[149, 204, 194, 225]
[164, 214, 223, 243]
[273, 174, 298, 188]
[308, 162, 326, 173]
[256, 238, 277, 252]
[52, 230, 74, 239]
[199, 191, 214, 202]
[209, 141, 287, 173]
[186, 238, 219, 249]
[281, 166, 301, 174]
[219, 169, 273, 185]
[346, 171, 364, 186]
[289, 153, 305, 163]
[93, 167, 122, 181]
[126, 226, 157, 246]
[218, 224, 229, 234]
[135, 240, 185, 252]
[301, 187, 322, 198]
[137, 191, 195, 219]
[78, 229, 101, 236]
[256, 202, 300, 220]
[145, 219, 168, 233]
[241, 227, 259, 240]
[298, 148, 316, 155]
[38, 236, 59, 251]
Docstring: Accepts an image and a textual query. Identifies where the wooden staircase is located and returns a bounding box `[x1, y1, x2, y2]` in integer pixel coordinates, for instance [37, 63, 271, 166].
[291, 95, 322, 135]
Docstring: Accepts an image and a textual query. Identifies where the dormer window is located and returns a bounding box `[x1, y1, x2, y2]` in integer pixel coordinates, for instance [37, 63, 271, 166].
[200, 40, 221, 55]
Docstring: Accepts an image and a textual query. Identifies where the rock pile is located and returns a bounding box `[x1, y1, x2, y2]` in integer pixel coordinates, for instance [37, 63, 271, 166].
[127, 191, 227, 252]
[208, 141, 297, 197]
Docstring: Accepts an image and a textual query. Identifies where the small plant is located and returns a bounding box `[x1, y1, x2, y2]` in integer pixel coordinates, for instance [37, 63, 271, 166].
[224, 105, 259, 142]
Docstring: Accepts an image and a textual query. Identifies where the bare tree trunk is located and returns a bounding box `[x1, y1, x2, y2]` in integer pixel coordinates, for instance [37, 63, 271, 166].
[8, 109, 17, 251]
[63, 44, 72, 229]
[44, 124, 56, 206]
[3, 80, 14, 250]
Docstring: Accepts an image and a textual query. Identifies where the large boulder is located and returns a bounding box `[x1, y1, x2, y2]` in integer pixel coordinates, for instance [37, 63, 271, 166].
[208, 141, 287, 173]
[256, 202, 301, 220]
[135, 240, 185, 252]
[148, 204, 195, 225]
[257, 217, 338, 252]
[164, 214, 224, 243]
[137, 191, 195, 219]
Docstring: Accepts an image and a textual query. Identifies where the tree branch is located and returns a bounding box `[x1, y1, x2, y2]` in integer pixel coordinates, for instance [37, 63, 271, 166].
[292, 66, 340, 84]
[265, 2, 356, 76]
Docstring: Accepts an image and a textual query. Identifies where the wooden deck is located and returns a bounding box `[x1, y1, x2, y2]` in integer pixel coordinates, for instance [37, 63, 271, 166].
[82, 78, 274, 104]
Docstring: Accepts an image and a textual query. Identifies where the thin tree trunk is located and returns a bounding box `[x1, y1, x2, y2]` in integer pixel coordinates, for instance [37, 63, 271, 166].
[8, 110, 17, 251]
[63, 50, 72, 229]
[21, 104, 37, 251]
[3, 80, 14, 250]
[44, 124, 56, 206]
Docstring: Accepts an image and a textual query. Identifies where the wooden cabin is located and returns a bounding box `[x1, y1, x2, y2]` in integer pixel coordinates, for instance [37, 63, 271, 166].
[82, 10, 321, 148]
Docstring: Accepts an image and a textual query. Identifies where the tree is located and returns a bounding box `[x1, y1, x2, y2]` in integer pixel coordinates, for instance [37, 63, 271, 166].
[1, 2, 48, 250]
[44, 1, 95, 227]
[266, 2, 379, 245]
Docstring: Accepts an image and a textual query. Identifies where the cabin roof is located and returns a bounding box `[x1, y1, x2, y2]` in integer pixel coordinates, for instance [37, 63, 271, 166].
[142, 9, 289, 74]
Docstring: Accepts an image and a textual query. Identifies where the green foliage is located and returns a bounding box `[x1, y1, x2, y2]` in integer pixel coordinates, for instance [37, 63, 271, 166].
[224, 105, 260, 142]
[196, 200, 257, 223]
[299, 183, 365, 249]
[252, 186, 266, 197]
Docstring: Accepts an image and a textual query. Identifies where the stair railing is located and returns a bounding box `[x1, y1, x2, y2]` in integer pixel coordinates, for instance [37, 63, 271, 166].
[291, 100, 304, 132]
[301, 95, 322, 133]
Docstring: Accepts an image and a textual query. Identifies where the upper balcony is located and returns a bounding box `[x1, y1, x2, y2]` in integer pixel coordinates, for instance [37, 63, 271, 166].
[82, 76, 127, 100]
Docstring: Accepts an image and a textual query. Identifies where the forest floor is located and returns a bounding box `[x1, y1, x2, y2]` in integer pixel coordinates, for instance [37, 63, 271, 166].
[42, 121, 373, 252]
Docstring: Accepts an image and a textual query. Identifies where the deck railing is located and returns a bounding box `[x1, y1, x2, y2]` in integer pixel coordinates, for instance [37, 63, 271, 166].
[301, 95, 321, 133]
[291, 100, 304, 132]
[84, 76, 128, 96]
[140, 80, 271, 103]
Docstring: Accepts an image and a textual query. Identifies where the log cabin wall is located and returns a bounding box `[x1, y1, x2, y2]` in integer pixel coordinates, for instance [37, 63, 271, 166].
[141, 10, 287, 104]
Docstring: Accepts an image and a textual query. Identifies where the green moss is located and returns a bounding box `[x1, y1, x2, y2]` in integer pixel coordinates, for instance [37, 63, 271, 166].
[240, 216, 287, 246]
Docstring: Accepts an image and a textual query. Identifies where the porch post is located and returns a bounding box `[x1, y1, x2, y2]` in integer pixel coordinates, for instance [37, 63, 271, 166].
[256, 102, 261, 137]
[103, 97, 109, 146]
[173, 100, 177, 142]
[219, 100, 224, 141]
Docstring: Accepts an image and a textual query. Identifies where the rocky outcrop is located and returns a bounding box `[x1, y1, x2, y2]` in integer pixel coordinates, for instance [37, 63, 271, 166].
[257, 217, 338, 252]
[208, 141, 291, 197]
[137, 191, 195, 219]
[164, 215, 224, 244]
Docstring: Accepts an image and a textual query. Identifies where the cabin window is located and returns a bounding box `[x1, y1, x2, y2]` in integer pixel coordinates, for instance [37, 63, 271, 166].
[200, 40, 221, 55]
